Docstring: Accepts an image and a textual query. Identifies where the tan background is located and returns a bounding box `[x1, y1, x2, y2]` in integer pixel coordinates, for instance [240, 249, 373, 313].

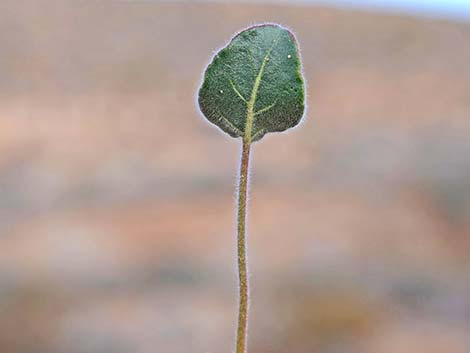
[0, 1, 469, 353]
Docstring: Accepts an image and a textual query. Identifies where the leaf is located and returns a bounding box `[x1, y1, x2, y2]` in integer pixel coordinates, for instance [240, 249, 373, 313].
[198, 23, 305, 142]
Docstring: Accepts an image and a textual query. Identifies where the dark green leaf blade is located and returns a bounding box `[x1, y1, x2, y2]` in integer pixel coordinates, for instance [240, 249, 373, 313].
[198, 24, 305, 142]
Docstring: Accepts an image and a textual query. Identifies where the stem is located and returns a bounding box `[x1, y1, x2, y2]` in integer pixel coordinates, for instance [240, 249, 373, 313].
[236, 138, 251, 353]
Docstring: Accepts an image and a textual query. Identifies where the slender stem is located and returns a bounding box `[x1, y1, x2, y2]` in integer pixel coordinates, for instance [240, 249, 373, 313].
[236, 138, 251, 353]
[235, 40, 261, 352]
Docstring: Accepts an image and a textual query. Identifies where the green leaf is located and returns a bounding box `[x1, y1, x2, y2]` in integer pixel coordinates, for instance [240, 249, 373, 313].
[198, 23, 305, 143]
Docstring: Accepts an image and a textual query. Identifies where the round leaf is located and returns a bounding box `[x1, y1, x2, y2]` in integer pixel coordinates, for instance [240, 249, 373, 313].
[198, 24, 305, 142]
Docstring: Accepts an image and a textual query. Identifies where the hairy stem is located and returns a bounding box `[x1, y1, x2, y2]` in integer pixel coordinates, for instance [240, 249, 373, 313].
[236, 138, 251, 353]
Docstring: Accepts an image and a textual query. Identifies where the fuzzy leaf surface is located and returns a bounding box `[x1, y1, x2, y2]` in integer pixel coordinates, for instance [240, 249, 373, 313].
[198, 24, 305, 142]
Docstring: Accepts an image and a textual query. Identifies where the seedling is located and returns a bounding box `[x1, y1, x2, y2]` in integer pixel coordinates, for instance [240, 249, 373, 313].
[198, 23, 305, 353]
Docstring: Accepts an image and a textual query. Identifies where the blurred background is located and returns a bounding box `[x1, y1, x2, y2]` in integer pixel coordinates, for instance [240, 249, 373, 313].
[0, 1, 469, 352]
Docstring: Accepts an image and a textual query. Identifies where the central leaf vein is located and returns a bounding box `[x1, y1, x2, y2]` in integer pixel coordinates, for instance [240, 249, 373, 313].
[244, 35, 280, 141]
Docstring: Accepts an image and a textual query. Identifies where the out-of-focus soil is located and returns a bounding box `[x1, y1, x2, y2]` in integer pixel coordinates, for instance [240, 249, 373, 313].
[0, 1, 469, 353]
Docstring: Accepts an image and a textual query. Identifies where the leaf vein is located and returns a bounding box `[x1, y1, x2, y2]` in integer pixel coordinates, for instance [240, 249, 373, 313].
[252, 128, 265, 140]
[228, 78, 248, 104]
[248, 36, 279, 106]
[254, 101, 277, 116]
[218, 113, 243, 136]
